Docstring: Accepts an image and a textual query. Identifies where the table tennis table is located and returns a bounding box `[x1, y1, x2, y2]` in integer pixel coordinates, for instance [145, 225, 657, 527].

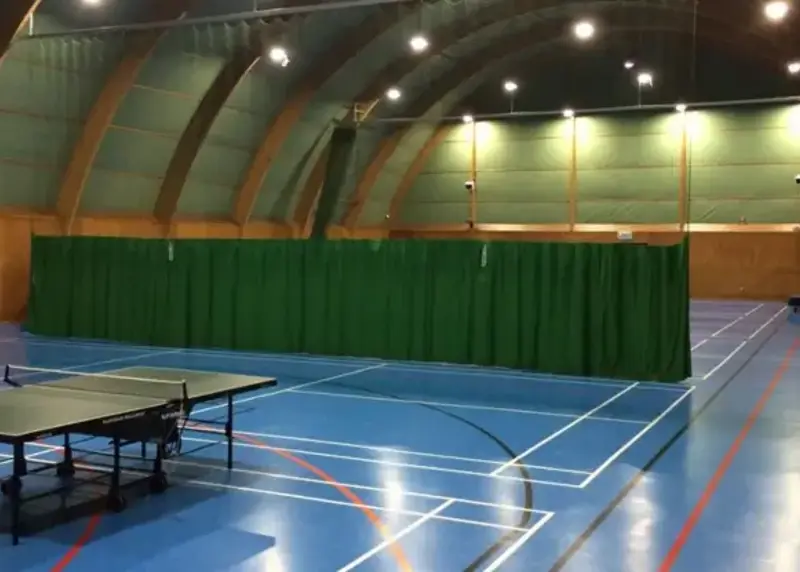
[0, 365, 277, 545]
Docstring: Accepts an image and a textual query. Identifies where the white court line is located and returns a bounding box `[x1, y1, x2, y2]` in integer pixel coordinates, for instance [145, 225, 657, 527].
[691, 339, 708, 351]
[483, 512, 556, 572]
[491, 383, 640, 475]
[289, 388, 648, 425]
[710, 303, 764, 338]
[748, 306, 787, 340]
[29, 456, 527, 533]
[192, 364, 386, 414]
[169, 457, 551, 516]
[699, 341, 747, 381]
[698, 306, 787, 381]
[0, 445, 60, 467]
[191, 427, 590, 475]
[181, 436, 582, 488]
[337, 499, 456, 572]
[1, 335, 684, 392]
[580, 385, 696, 487]
[744, 303, 766, 317]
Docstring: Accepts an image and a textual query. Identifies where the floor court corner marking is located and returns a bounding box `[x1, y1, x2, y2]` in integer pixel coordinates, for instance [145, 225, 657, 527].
[491, 382, 640, 475]
[193, 363, 386, 414]
[191, 424, 413, 571]
[482, 512, 556, 572]
[658, 336, 800, 571]
[580, 385, 695, 487]
[336, 499, 456, 572]
[697, 306, 786, 381]
[546, 313, 788, 572]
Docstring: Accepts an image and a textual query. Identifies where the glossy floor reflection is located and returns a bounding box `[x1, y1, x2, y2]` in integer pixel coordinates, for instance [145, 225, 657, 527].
[0, 300, 795, 571]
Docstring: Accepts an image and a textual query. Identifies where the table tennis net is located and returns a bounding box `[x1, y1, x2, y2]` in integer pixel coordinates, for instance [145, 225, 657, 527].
[4, 365, 186, 402]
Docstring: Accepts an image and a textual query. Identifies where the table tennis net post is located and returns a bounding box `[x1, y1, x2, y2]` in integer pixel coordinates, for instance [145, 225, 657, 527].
[4, 364, 188, 402]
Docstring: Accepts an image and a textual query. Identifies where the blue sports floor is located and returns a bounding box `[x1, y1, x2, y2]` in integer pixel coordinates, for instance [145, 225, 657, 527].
[0, 300, 796, 571]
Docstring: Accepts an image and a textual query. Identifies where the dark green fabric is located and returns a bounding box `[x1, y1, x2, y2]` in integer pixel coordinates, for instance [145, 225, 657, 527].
[25, 236, 691, 382]
[311, 126, 356, 238]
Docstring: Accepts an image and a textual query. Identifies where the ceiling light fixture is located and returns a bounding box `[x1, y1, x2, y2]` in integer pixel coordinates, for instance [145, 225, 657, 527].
[764, 1, 790, 22]
[409, 35, 430, 54]
[573, 20, 595, 41]
[268, 46, 290, 67]
[637, 71, 654, 86]
[385, 87, 402, 101]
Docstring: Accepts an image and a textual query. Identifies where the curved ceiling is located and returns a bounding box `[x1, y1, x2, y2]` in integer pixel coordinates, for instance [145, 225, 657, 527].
[0, 0, 796, 232]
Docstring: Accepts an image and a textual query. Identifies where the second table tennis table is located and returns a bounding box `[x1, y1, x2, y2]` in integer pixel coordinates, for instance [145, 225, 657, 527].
[0, 365, 277, 545]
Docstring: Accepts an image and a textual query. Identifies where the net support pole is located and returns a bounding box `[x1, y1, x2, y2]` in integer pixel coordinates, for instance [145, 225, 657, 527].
[226, 394, 234, 470]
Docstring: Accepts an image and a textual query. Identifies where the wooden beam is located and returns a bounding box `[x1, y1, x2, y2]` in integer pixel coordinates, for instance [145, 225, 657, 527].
[568, 117, 578, 230]
[231, 10, 405, 227]
[678, 112, 689, 230]
[292, 142, 331, 236]
[154, 43, 261, 225]
[55, 1, 191, 235]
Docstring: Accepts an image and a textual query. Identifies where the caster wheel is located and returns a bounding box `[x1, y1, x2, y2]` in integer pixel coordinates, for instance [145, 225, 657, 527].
[1, 477, 22, 497]
[56, 463, 76, 478]
[149, 473, 169, 494]
[106, 494, 127, 513]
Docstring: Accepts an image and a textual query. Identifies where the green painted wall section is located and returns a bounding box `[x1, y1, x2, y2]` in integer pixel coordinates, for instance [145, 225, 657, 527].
[576, 114, 679, 224]
[402, 120, 570, 225]
[397, 105, 800, 225]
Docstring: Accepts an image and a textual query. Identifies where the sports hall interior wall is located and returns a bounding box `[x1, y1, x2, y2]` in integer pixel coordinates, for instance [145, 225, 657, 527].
[0, 3, 798, 322]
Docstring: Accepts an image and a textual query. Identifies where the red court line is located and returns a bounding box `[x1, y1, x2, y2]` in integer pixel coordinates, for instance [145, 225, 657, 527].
[50, 514, 102, 572]
[198, 425, 414, 571]
[48, 425, 414, 571]
[659, 337, 800, 571]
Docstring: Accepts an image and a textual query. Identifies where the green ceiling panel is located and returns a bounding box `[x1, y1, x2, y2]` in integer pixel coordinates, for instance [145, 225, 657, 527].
[175, 179, 233, 217]
[92, 129, 175, 177]
[252, 102, 344, 219]
[0, 110, 77, 166]
[113, 86, 199, 134]
[0, 56, 107, 119]
[0, 161, 58, 208]
[184, 143, 249, 190]
[81, 169, 159, 213]
[282, 123, 337, 220]
[206, 99, 270, 150]
[134, 52, 224, 94]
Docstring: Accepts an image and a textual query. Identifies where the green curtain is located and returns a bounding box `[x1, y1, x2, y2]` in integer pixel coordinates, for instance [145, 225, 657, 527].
[25, 236, 691, 382]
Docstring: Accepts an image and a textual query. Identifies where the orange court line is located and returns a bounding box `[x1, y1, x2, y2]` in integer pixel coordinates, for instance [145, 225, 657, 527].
[659, 337, 800, 571]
